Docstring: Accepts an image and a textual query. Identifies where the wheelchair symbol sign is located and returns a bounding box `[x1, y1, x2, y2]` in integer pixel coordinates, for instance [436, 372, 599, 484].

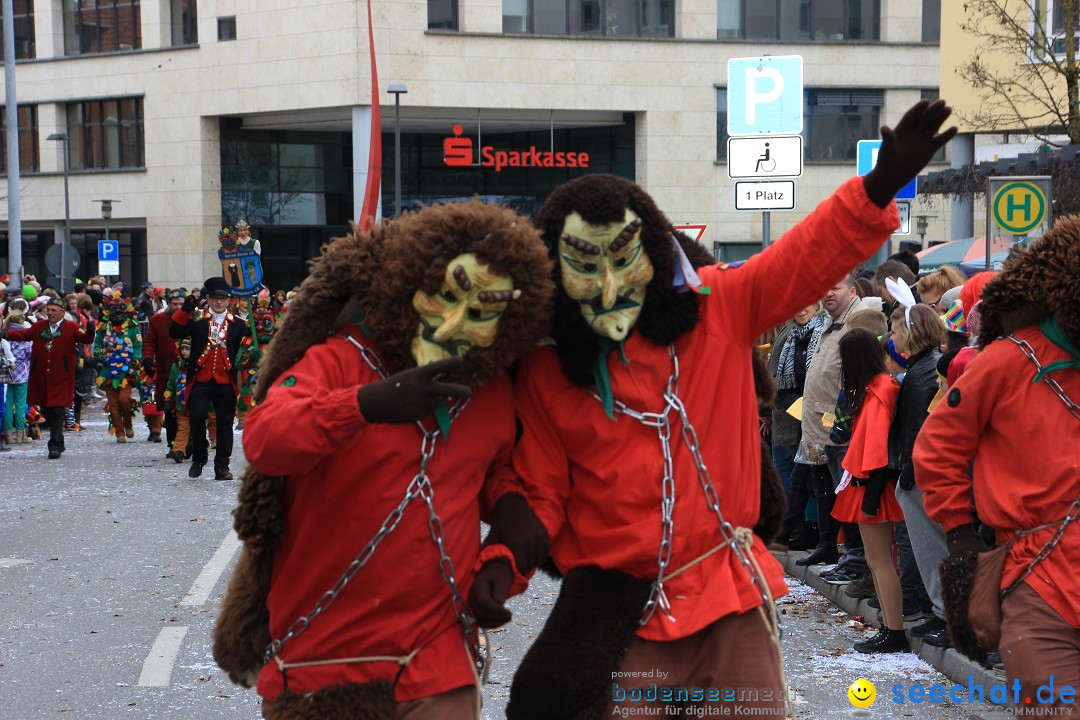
[727, 135, 802, 179]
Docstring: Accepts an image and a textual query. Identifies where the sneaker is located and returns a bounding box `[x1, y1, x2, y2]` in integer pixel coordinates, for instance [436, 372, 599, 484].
[844, 573, 877, 599]
[188, 462, 204, 479]
[48, 449, 61, 459]
[909, 616, 946, 637]
[868, 596, 930, 621]
[214, 467, 233, 481]
[820, 568, 862, 585]
[854, 627, 910, 654]
[921, 628, 953, 648]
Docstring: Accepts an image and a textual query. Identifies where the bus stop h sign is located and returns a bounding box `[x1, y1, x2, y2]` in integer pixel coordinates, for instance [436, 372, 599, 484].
[727, 56, 803, 136]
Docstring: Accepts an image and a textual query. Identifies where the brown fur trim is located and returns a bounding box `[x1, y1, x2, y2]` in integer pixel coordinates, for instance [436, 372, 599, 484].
[534, 174, 708, 387]
[978, 216, 1080, 349]
[212, 543, 273, 687]
[939, 552, 986, 665]
[262, 681, 397, 720]
[508, 567, 652, 720]
[754, 439, 787, 545]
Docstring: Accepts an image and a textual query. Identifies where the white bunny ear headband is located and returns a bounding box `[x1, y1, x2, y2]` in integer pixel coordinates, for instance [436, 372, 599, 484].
[885, 277, 917, 329]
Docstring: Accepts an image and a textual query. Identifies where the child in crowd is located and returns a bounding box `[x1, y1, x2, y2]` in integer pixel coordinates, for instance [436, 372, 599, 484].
[165, 339, 192, 463]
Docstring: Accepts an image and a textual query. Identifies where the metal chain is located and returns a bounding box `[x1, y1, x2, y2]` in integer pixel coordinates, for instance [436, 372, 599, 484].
[265, 335, 482, 676]
[592, 345, 771, 625]
[1006, 334, 1080, 420]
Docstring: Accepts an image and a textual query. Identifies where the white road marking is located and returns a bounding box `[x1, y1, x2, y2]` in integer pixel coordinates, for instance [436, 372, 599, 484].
[0, 558, 31, 568]
[138, 626, 189, 686]
[180, 529, 241, 606]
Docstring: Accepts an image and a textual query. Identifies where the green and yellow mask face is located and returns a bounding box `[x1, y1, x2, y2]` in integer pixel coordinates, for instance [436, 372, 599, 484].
[411, 253, 519, 367]
[558, 209, 653, 342]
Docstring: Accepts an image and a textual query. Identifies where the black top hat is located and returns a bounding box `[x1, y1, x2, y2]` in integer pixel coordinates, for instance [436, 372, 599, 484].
[203, 276, 232, 298]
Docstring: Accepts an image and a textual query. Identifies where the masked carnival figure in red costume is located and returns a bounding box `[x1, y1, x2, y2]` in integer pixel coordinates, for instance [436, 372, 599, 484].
[507, 100, 957, 719]
[211, 200, 554, 720]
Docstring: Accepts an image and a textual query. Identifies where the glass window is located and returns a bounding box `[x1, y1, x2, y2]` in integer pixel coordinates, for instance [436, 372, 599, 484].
[217, 15, 236, 40]
[171, 0, 197, 45]
[65, 97, 144, 170]
[921, 0, 939, 42]
[1052, 0, 1079, 33]
[729, 0, 878, 41]
[0, 105, 39, 173]
[716, 0, 740, 38]
[63, 0, 141, 55]
[745, 2, 776, 38]
[0, 0, 35, 59]
[428, 0, 458, 29]
[503, 0, 529, 32]
[535, 0, 567, 33]
[716, 88, 729, 161]
[804, 88, 882, 161]
[558, 0, 670, 36]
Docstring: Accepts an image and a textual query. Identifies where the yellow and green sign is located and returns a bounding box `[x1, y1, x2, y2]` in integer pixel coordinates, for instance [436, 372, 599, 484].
[992, 181, 1047, 235]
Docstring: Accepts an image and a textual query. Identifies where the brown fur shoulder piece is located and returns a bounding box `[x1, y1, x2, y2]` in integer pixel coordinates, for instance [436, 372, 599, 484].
[262, 681, 397, 720]
[977, 215, 1080, 348]
[535, 173, 709, 387]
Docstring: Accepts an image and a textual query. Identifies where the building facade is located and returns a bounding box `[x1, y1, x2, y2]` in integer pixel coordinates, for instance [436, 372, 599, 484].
[1, 0, 945, 291]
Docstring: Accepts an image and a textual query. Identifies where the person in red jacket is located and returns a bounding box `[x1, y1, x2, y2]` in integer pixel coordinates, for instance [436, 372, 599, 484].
[211, 200, 554, 720]
[916, 216, 1080, 711]
[508, 100, 956, 719]
[143, 289, 185, 448]
[1, 296, 95, 458]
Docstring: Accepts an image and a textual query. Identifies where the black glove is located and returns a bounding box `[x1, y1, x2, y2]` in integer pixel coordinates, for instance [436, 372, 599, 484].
[142, 357, 155, 375]
[248, 348, 263, 366]
[356, 357, 471, 424]
[181, 294, 198, 314]
[468, 559, 513, 628]
[85, 319, 96, 336]
[863, 99, 958, 208]
[946, 523, 987, 558]
[485, 493, 549, 574]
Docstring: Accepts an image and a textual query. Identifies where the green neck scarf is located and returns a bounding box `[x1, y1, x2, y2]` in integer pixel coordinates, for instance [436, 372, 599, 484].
[1033, 315, 1080, 384]
[593, 336, 630, 420]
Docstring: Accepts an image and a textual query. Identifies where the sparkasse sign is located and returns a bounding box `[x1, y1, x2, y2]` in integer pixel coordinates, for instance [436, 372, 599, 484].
[443, 124, 590, 172]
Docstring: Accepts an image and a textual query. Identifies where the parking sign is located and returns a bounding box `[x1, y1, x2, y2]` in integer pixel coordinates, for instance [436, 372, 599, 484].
[856, 140, 916, 199]
[727, 56, 803, 136]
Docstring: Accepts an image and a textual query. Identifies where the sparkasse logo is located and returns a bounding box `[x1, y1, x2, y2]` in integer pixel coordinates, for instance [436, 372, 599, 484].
[442, 124, 590, 172]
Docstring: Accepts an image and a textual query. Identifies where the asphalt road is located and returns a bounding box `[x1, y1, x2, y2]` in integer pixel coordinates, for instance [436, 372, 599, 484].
[1, 417, 1009, 719]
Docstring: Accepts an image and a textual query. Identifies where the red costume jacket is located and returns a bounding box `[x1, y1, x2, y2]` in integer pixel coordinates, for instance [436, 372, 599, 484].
[915, 325, 1080, 628]
[143, 311, 178, 409]
[513, 177, 900, 642]
[243, 328, 527, 701]
[842, 373, 899, 479]
[6, 319, 95, 407]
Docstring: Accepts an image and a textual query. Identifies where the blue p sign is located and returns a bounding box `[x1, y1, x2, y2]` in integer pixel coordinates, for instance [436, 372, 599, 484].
[857, 140, 916, 199]
[98, 240, 119, 262]
[727, 56, 803, 136]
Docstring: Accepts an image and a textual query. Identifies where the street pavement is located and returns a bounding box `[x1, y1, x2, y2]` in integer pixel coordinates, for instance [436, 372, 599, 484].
[1, 418, 1011, 719]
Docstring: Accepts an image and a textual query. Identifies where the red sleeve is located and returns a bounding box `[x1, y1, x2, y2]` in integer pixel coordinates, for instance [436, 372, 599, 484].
[511, 355, 570, 542]
[4, 321, 39, 342]
[242, 337, 374, 476]
[74, 321, 95, 344]
[144, 318, 159, 361]
[704, 177, 899, 344]
[473, 544, 531, 597]
[842, 376, 897, 478]
[914, 349, 999, 532]
[479, 379, 528, 521]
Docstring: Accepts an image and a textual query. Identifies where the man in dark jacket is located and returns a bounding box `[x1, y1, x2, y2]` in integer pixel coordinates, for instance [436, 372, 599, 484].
[170, 277, 248, 480]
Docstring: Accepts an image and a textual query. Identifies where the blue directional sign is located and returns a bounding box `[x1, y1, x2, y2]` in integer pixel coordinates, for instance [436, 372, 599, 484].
[727, 56, 803, 136]
[99, 239, 119, 262]
[857, 140, 916, 199]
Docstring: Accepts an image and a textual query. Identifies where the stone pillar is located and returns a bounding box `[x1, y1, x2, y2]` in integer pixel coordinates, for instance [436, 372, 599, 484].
[950, 133, 974, 240]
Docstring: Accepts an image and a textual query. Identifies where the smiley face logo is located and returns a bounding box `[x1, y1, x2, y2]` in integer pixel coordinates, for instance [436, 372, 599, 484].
[848, 678, 876, 709]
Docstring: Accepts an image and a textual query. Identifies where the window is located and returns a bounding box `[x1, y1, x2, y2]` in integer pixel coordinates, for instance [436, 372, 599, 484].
[65, 98, 144, 170]
[217, 16, 236, 41]
[804, 89, 882, 161]
[717, 0, 878, 41]
[921, 0, 939, 42]
[63, 0, 141, 55]
[1048, 0, 1079, 54]
[171, 0, 197, 45]
[716, 88, 729, 160]
[0, 0, 35, 59]
[0, 105, 39, 173]
[506, 0, 671, 36]
[428, 0, 458, 29]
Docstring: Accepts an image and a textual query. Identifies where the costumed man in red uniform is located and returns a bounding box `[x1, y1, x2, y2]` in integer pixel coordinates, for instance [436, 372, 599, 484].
[1, 296, 95, 458]
[211, 200, 554, 720]
[144, 288, 185, 450]
[170, 277, 248, 480]
[917, 216, 1080, 709]
[507, 100, 956, 719]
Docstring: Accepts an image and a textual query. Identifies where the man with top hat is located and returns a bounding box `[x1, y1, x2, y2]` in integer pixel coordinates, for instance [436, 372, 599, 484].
[170, 277, 248, 479]
[144, 288, 186, 447]
[0, 296, 96, 458]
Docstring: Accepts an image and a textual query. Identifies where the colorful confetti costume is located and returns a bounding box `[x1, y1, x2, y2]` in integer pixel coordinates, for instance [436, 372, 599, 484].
[234, 303, 279, 420]
[93, 299, 143, 440]
[164, 341, 191, 459]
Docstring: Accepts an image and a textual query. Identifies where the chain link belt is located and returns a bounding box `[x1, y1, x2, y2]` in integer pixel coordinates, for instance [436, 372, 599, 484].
[263, 334, 485, 687]
[591, 345, 772, 626]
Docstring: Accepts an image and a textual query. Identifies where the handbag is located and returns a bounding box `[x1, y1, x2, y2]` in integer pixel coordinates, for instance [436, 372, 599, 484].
[0, 360, 13, 385]
[828, 389, 852, 444]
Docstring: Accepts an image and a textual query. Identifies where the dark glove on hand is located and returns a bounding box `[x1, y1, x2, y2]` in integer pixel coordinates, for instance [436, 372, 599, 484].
[486, 493, 549, 574]
[468, 560, 513, 628]
[863, 99, 959, 208]
[946, 523, 987, 558]
[248, 348, 263, 366]
[85, 319, 96, 335]
[356, 356, 471, 424]
[181, 294, 198, 314]
[142, 357, 155, 375]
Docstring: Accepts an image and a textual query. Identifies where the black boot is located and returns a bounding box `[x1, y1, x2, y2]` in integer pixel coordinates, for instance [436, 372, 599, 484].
[796, 471, 839, 566]
[854, 627, 910, 654]
[787, 522, 819, 551]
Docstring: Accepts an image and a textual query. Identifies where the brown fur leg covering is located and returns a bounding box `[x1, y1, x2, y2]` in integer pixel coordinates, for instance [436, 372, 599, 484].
[262, 681, 397, 720]
[938, 553, 986, 665]
[212, 543, 274, 686]
[507, 567, 651, 720]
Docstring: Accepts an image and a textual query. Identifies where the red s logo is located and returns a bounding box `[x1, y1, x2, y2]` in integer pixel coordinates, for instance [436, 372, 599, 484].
[444, 124, 473, 166]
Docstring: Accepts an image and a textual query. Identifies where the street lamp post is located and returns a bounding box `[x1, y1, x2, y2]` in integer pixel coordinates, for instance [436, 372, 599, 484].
[387, 84, 408, 218]
[916, 215, 928, 250]
[46, 132, 71, 291]
[92, 198, 120, 283]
